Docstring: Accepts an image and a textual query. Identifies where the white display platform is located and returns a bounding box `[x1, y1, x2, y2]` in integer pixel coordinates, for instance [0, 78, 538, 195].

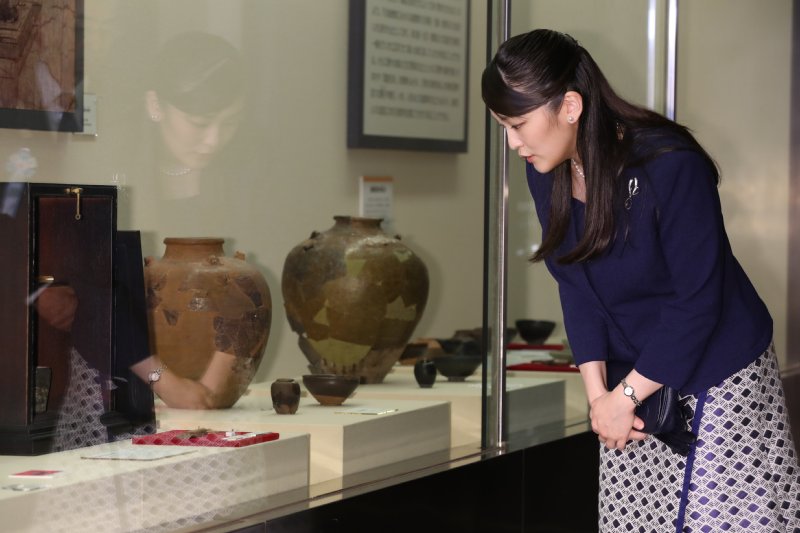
[156, 395, 451, 486]
[249, 368, 566, 448]
[0, 433, 309, 533]
[507, 369, 588, 422]
[506, 349, 589, 424]
[385, 367, 566, 445]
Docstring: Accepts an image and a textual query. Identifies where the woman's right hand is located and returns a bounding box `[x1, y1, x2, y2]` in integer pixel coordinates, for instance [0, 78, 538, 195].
[589, 389, 643, 450]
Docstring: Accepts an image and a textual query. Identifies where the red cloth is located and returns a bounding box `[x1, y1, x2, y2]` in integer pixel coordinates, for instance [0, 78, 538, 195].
[507, 343, 564, 351]
[507, 363, 579, 373]
[133, 430, 279, 447]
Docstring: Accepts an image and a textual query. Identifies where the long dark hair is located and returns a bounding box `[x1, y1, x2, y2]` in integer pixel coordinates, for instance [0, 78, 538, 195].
[482, 29, 718, 264]
[153, 31, 246, 116]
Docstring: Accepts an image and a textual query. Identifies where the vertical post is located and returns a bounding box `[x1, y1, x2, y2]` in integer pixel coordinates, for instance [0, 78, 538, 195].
[482, 0, 510, 450]
[665, 0, 679, 120]
[646, 0, 658, 110]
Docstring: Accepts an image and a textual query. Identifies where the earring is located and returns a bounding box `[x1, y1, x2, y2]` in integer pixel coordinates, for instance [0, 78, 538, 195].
[567, 116, 575, 123]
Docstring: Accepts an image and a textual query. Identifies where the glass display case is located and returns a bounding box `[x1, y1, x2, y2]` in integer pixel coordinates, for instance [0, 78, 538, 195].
[0, 1, 507, 529]
[0, 0, 793, 531]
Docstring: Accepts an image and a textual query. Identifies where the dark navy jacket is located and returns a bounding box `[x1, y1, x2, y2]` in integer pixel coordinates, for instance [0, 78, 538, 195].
[526, 148, 772, 394]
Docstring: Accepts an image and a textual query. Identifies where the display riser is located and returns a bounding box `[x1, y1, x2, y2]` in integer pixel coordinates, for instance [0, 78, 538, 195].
[156, 396, 451, 486]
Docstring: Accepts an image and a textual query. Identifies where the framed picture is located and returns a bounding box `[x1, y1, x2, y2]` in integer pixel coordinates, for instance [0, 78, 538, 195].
[347, 0, 470, 152]
[0, 0, 84, 132]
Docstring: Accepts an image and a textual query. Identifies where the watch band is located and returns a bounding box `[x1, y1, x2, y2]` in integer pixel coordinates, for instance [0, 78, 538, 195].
[621, 378, 643, 407]
[148, 365, 166, 386]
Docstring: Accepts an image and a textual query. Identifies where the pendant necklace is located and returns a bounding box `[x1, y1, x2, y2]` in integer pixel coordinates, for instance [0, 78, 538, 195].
[571, 159, 585, 179]
[160, 165, 193, 177]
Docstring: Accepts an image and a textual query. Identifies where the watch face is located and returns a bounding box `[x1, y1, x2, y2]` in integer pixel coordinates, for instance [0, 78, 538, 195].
[623, 385, 634, 396]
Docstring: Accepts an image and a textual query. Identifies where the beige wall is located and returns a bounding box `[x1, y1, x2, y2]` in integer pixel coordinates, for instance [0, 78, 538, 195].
[503, 0, 793, 366]
[506, 0, 660, 344]
[1, 0, 790, 383]
[678, 0, 792, 362]
[0, 0, 488, 383]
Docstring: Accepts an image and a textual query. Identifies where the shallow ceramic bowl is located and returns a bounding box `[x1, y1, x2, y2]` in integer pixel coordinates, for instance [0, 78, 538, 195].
[453, 327, 517, 347]
[514, 319, 556, 345]
[432, 353, 482, 382]
[436, 337, 481, 357]
[302, 374, 360, 406]
[398, 341, 430, 365]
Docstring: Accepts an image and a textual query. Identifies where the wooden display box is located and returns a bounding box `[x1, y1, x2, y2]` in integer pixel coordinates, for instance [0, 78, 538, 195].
[0, 183, 150, 455]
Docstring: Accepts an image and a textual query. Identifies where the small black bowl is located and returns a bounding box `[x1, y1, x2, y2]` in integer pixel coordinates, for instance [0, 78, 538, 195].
[436, 337, 481, 356]
[432, 353, 482, 382]
[452, 327, 517, 347]
[514, 320, 556, 345]
[302, 374, 359, 406]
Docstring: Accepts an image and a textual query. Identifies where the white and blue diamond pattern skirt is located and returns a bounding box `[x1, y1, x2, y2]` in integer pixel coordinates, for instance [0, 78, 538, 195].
[599, 343, 800, 532]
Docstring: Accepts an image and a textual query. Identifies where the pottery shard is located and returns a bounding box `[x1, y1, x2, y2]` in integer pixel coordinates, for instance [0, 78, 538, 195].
[234, 275, 264, 307]
[214, 307, 271, 358]
[163, 309, 180, 326]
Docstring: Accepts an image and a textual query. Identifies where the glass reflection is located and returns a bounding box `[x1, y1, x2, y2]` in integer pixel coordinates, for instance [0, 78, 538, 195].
[0, 1, 502, 530]
[145, 31, 246, 198]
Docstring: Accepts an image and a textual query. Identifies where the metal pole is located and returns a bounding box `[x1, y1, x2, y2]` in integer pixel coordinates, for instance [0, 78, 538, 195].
[647, 0, 658, 110]
[666, 0, 679, 120]
[483, 0, 510, 450]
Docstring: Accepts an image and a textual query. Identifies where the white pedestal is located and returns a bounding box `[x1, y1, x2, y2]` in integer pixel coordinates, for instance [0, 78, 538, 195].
[391, 367, 567, 445]
[0, 433, 309, 532]
[248, 368, 565, 448]
[506, 368, 589, 424]
[156, 395, 450, 486]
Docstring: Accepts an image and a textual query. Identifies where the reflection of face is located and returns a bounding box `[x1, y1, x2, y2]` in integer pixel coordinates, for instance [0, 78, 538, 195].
[491, 106, 575, 174]
[158, 98, 244, 170]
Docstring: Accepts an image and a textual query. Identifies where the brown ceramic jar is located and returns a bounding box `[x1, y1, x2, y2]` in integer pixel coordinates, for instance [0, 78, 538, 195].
[282, 216, 429, 383]
[145, 238, 271, 407]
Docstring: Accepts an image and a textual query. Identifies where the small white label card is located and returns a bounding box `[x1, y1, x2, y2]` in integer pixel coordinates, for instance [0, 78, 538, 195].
[334, 406, 399, 415]
[3, 484, 46, 492]
[359, 175, 394, 232]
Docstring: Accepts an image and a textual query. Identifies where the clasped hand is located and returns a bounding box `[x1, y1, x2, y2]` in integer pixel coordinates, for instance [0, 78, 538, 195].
[590, 390, 648, 451]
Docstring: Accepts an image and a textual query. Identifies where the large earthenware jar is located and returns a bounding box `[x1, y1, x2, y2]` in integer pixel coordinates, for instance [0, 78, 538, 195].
[282, 216, 429, 383]
[145, 238, 271, 407]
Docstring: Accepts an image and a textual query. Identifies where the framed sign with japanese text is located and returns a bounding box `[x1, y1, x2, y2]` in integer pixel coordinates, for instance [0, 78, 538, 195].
[347, 0, 469, 152]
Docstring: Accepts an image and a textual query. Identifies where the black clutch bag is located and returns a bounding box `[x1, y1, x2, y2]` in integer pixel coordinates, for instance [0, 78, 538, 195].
[606, 362, 697, 456]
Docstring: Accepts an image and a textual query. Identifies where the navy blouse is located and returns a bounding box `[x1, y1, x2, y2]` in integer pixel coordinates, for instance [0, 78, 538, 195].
[526, 148, 772, 394]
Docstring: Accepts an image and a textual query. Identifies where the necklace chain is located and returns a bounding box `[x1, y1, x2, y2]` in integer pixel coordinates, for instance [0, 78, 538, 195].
[571, 159, 585, 180]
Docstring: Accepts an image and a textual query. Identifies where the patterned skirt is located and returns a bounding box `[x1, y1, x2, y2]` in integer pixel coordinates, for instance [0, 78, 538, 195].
[599, 344, 800, 532]
[53, 348, 153, 452]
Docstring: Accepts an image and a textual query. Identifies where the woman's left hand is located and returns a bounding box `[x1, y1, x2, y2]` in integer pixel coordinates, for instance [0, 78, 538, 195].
[590, 391, 647, 451]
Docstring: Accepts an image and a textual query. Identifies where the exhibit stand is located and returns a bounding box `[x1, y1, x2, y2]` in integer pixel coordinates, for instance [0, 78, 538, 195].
[252, 367, 568, 448]
[156, 395, 451, 485]
[0, 434, 310, 532]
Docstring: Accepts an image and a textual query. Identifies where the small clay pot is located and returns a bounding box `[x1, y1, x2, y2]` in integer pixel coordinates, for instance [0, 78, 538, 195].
[413, 358, 437, 388]
[271, 378, 301, 414]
